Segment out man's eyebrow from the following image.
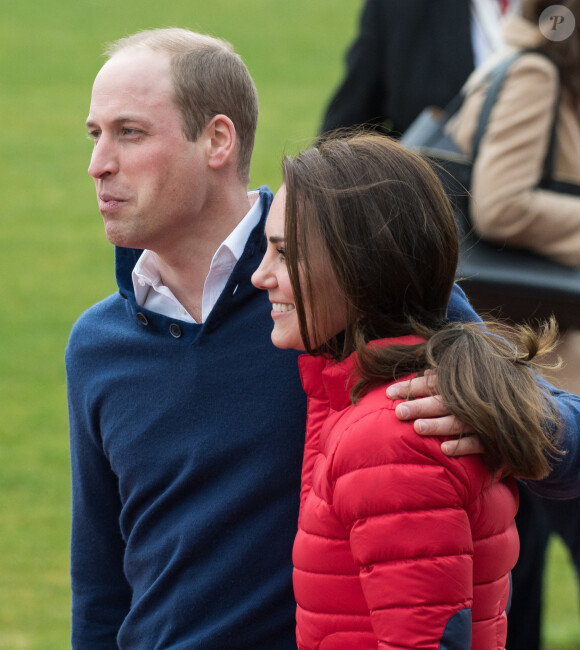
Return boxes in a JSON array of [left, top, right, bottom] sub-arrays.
[[85, 116, 153, 129]]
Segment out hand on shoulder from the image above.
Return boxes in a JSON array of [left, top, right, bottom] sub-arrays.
[[386, 371, 485, 456]]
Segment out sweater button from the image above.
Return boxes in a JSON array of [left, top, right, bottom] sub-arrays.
[[169, 323, 182, 338], [136, 312, 149, 326]]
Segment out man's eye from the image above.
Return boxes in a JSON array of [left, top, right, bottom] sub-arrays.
[[87, 130, 101, 142]]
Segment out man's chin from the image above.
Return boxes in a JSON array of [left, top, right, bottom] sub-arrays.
[[103, 223, 138, 249]]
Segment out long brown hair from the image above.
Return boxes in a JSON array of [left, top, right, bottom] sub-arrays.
[[283, 133, 561, 479]]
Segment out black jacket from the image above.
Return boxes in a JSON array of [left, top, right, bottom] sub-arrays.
[[321, 0, 474, 136]]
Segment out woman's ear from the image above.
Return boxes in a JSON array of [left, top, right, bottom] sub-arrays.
[[205, 114, 237, 171]]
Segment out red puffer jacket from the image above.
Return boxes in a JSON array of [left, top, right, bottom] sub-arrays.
[[294, 336, 519, 650]]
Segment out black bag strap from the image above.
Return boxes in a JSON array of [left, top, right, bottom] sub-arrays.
[[436, 52, 520, 132], [438, 49, 556, 161], [472, 51, 522, 159], [423, 48, 564, 193], [472, 49, 561, 181], [541, 81, 561, 182], [440, 92, 467, 122]]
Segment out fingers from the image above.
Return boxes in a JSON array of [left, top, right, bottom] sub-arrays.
[[387, 369, 482, 457], [408, 411, 482, 456], [386, 371, 438, 400], [411, 413, 473, 437], [394, 396, 474, 437], [394, 395, 448, 421], [441, 435, 485, 457]]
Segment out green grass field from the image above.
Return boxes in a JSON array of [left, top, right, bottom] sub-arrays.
[[1, 0, 579, 647]]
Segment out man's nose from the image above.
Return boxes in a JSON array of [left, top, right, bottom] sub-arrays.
[[88, 136, 119, 179]]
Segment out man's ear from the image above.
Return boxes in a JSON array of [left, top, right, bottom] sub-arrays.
[[205, 114, 236, 170]]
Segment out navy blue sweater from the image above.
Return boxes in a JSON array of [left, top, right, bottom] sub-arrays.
[[67, 186, 580, 648], [67, 188, 307, 648]]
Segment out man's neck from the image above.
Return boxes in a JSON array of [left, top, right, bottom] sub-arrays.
[[152, 188, 252, 322]]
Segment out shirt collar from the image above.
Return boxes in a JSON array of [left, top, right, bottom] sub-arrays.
[[470, 0, 520, 66], [218, 189, 262, 262]]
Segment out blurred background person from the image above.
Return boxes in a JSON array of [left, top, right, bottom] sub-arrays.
[[449, 0, 580, 269], [320, 0, 517, 138], [446, 4, 580, 646]]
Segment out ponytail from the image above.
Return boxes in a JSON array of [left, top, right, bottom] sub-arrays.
[[353, 319, 562, 479]]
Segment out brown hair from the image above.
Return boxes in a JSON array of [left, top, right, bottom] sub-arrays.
[[283, 133, 561, 479], [522, 0, 580, 100], [105, 28, 258, 184]]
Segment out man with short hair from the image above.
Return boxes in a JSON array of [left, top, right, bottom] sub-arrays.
[[67, 27, 580, 649]]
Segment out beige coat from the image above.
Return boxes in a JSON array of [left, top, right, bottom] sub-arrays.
[[449, 16, 580, 266]]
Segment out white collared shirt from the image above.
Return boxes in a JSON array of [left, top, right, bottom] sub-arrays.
[[132, 190, 262, 324], [471, 0, 520, 66]]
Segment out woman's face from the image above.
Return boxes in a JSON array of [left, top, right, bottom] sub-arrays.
[[251, 185, 347, 351]]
